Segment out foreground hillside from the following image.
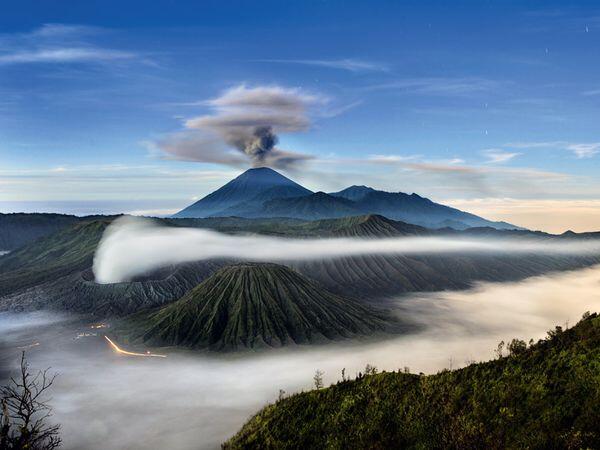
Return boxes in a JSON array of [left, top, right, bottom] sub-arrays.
[[225, 312, 600, 449], [122, 263, 397, 350]]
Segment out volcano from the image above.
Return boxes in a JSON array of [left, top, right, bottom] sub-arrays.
[[173, 167, 312, 218], [127, 263, 394, 350]]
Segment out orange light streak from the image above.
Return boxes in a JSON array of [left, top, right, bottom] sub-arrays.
[[104, 335, 166, 358]]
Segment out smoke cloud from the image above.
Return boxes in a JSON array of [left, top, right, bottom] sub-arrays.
[[159, 85, 319, 170], [93, 216, 600, 284]]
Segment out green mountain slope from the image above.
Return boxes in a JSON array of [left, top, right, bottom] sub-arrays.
[[0, 220, 109, 296], [225, 312, 600, 449], [126, 263, 396, 351], [0, 213, 82, 251]]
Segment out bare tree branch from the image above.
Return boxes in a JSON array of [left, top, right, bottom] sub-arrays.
[[0, 352, 62, 450]]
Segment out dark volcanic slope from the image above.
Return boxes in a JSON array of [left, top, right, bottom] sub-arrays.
[[1, 261, 226, 317], [174, 167, 311, 218], [0, 213, 82, 251], [225, 313, 600, 449], [258, 192, 363, 220], [292, 252, 600, 299], [130, 263, 393, 351], [330, 185, 518, 230]]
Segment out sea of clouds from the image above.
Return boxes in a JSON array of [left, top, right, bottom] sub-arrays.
[[2, 266, 600, 449]]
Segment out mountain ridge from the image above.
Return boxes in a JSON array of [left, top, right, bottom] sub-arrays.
[[173, 168, 521, 230]]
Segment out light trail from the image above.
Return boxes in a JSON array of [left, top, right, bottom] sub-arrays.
[[17, 342, 40, 350], [104, 335, 167, 358]]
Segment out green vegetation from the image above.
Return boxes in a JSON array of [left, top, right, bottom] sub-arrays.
[[0, 220, 109, 296], [225, 312, 600, 449], [124, 263, 396, 351], [0, 212, 82, 251]]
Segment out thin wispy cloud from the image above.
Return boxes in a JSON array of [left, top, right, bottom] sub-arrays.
[[317, 100, 363, 118], [256, 58, 389, 73], [0, 23, 140, 66], [482, 149, 521, 164], [582, 88, 600, 96], [507, 141, 600, 158], [566, 143, 600, 158], [362, 77, 503, 96], [0, 48, 135, 65], [304, 154, 572, 200], [367, 154, 421, 163]]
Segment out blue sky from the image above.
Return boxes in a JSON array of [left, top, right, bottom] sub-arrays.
[[1, 0, 599, 231]]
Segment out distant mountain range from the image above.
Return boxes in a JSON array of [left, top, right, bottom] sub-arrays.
[[173, 167, 519, 230]]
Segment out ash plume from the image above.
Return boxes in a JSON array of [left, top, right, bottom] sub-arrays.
[[159, 85, 320, 170], [242, 126, 277, 165]]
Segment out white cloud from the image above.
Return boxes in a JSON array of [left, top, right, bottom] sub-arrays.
[[582, 88, 600, 96], [482, 148, 521, 164], [94, 216, 600, 283], [566, 143, 600, 159], [362, 77, 503, 96], [255, 58, 389, 72], [506, 141, 600, 158], [0, 48, 134, 65], [0, 23, 139, 66], [367, 154, 420, 163]]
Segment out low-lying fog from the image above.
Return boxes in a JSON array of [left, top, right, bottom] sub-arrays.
[[93, 216, 600, 283], [2, 265, 600, 450]]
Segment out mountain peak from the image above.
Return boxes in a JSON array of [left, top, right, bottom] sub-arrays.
[[330, 185, 377, 201], [233, 167, 297, 186], [173, 167, 311, 218], [132, 262, 392, 350]]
